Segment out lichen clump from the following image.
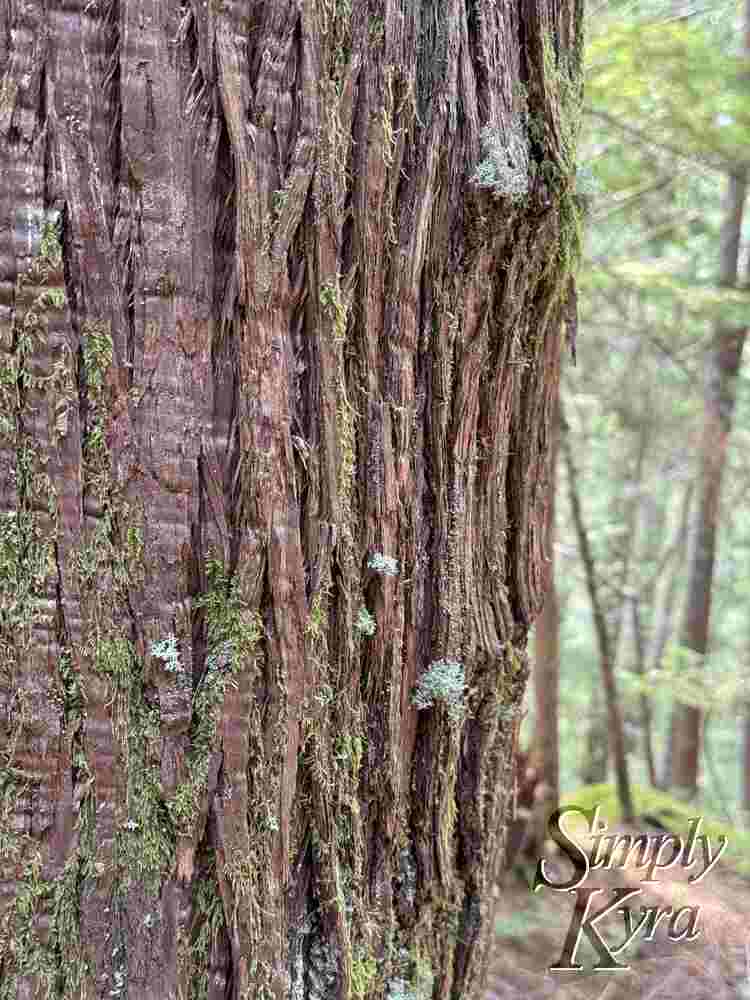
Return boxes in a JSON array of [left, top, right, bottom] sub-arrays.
[[471, 116, 530, 203], [412, 659, 466, 724], [368, 552, 399, 576], [355, 606, 376, 636]]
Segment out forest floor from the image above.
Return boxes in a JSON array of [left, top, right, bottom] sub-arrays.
[[486, 817, 750, 999]]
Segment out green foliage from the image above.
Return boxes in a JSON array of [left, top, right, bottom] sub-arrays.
[[549, 0, 750, 814], [562, 783, 750, 877], [622, 644, 748, 713], [586, 16, 749, 172], [81, 321, 114, 484], [412, 659, 466, 724]]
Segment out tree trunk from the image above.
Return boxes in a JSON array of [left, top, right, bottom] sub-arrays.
[[531, 390, 560, 846], [562, 409, 634, 821], [741, 710, 750, 822], [580, 687, 609, 786], [667, 167, 748, 796], [652, 475, 692, 788], [631, 598, 656, 788], [0, 2, 582, 998]]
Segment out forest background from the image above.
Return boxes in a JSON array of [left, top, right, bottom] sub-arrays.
[[533, 0, 750, 841]]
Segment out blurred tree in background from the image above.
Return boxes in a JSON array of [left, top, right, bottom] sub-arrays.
[[535, 0, 750, 824]]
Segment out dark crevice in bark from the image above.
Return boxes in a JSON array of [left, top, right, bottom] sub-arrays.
[[516, 0, 531, 93], [103, 0, 122, 238], [192, 447, 209, 687], [464, 2, 485, 118], [287, 835, 320, 1000], [227, 394, 244, 577], [202, 823, 233, 998], [122, 220, 138, 388], [212, 112, 238, 330], [451, 889, 482, 998]]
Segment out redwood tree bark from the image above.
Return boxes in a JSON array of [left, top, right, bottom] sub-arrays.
[[532, 390, 559, 836], [0, 1, 582, 997]]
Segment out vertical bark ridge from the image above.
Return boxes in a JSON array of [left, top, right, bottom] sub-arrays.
[[0, 0, 582, 997]]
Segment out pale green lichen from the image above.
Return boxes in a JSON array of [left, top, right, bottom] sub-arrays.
[[368, 552, 399, 577], [150, 634, 189, 686], [412, 659, 466, 724], [471, 117, 530, 203], [354, 606, 376, 637]]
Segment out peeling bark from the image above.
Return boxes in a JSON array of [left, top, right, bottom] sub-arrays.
[[0, 1, 582, 997]]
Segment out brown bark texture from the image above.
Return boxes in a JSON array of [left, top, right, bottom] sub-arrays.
[[0, 1, 582, 997], [531, 390, 559, 819]]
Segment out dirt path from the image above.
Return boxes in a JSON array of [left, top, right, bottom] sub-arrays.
[[486, 821, 750, 999]]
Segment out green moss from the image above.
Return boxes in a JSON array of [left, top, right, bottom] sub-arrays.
[[38, 218, 63, 268], [539, 30, 582, 176], [305, 591, 328, 642], [562, 782, 750, 876], [334, 732, 364, 780], [97, 636, 175, 894], [168, 559, 262, 836], [409, 946, 434, 1000], [189, 852, 227, 1000], [272, 189, 288, 216], [320, 277, 348, 343], [352, 953, 377, 998], [0, 768, 33, 863], [0, 836, 91, 999], [80, 321, 114, 493]]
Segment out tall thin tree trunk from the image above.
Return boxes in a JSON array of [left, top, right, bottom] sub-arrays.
[[532, 390, 560, 848], [632, 598, 656, 788], [580, 687, 609, 785], [0, 2, 583, 998], [741, 711, 750, 822], [653, 477, 693, 788], [562, 407, 634, 821], [667, 167, 748, 795]]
